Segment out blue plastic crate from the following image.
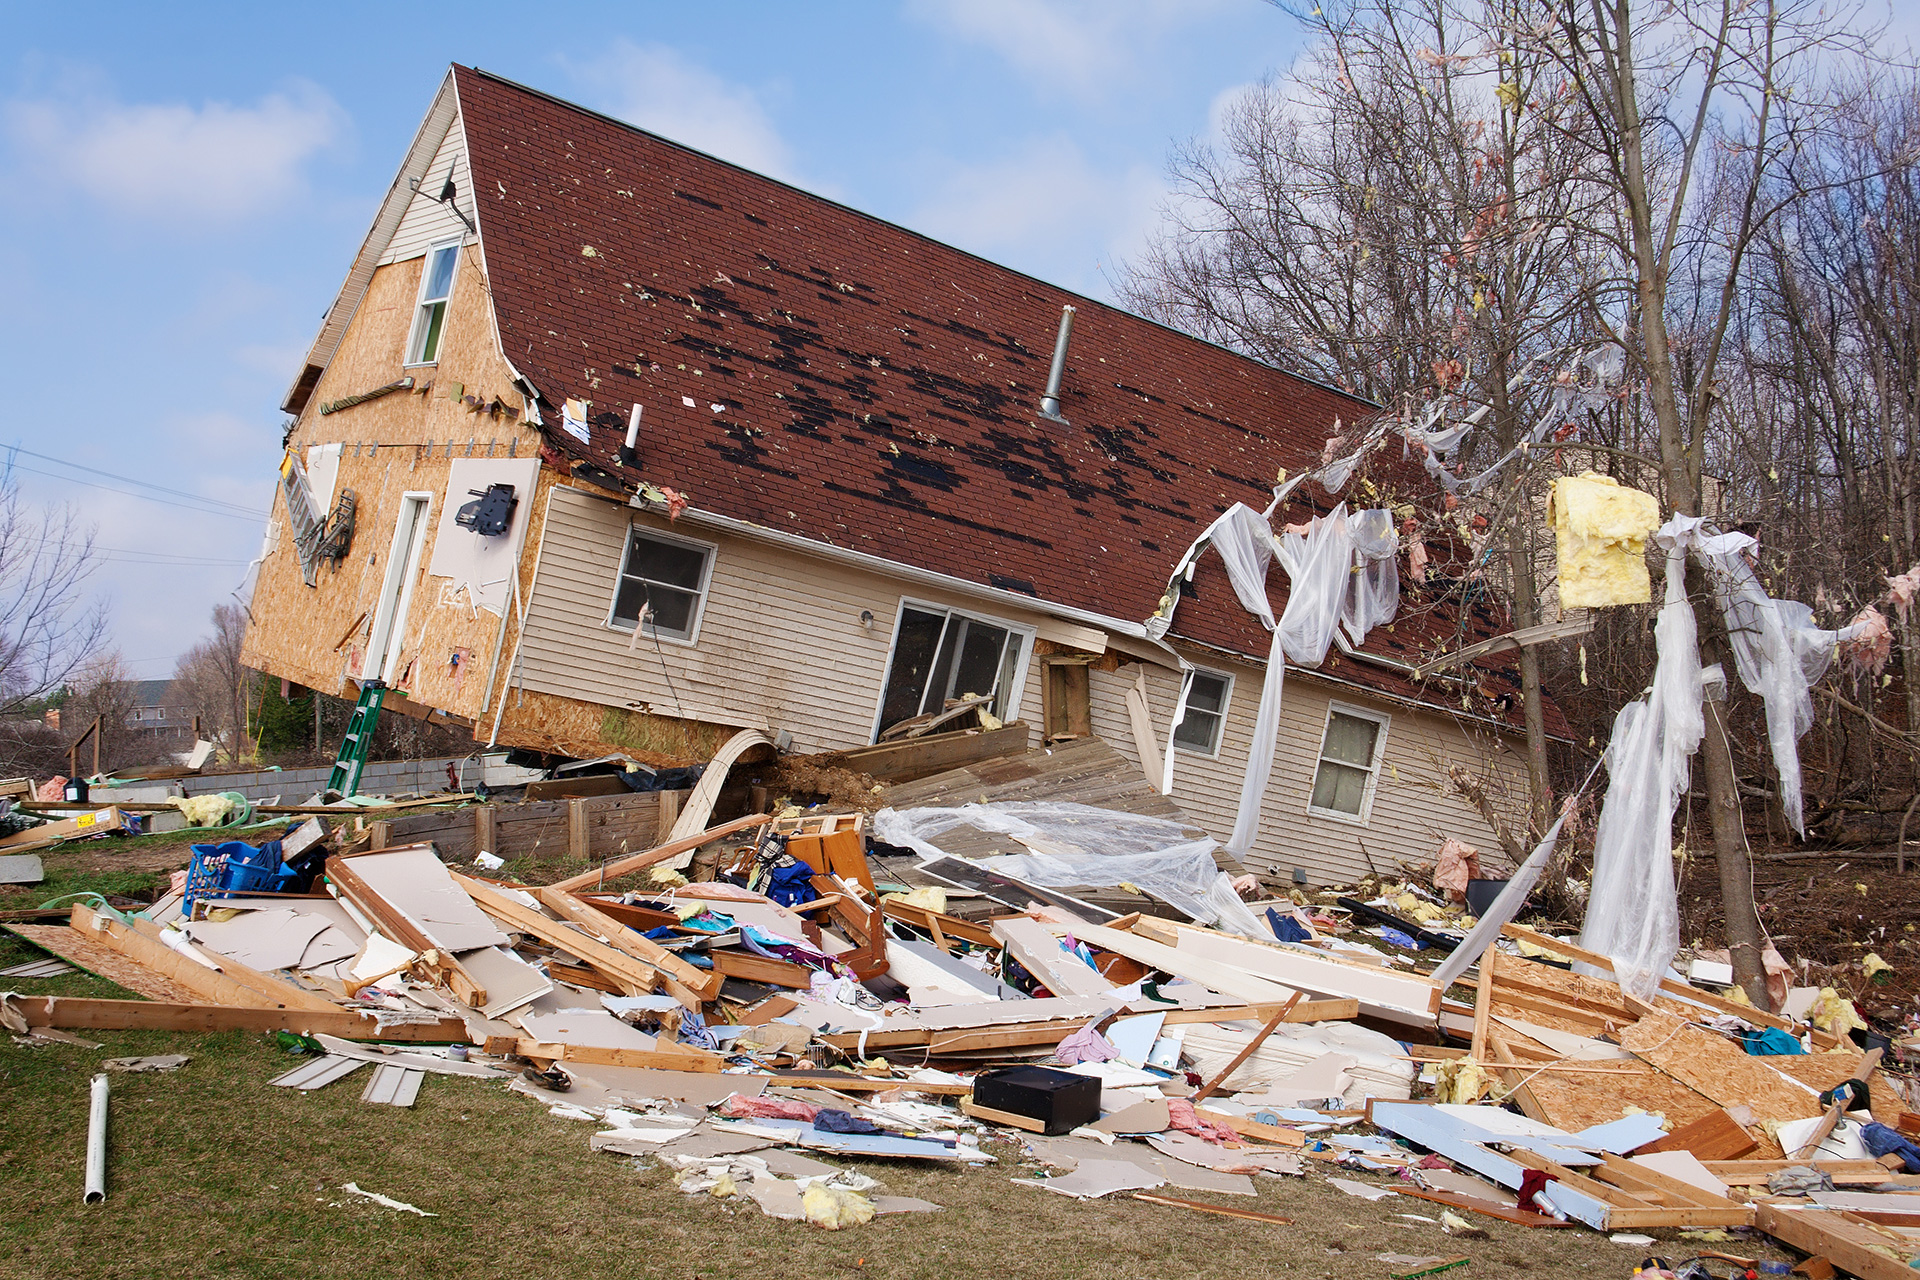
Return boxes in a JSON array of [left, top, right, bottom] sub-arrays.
[[182, 838, 296, 914]]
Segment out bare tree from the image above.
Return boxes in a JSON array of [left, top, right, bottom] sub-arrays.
[[172, 604, 251, 764], [59, 652, 144, 773], [0, 479, 108, 717]]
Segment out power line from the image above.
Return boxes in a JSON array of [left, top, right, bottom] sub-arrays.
[[5, 446, 267, 518], [7, 463, 266, 524]]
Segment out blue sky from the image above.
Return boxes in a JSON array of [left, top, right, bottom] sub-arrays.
[[0, 0, 1301, 685]]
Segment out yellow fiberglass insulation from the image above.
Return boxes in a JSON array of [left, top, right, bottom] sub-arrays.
[[1550, 472, 1662, 608]]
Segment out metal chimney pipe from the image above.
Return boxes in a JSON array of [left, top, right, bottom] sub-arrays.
[[619, 403, 642, 468], [1039, 305, 1076, 421]]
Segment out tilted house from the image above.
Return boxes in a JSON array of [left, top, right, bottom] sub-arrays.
[[244, 66, 1566, 887]]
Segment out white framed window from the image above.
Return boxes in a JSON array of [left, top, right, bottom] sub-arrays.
[[1307, 701, 1390, 824], [608, 524, 716, 644], [404, 241, 460, 366], [1172, 668, 1233, 756], [873, 600, 1034, 740]]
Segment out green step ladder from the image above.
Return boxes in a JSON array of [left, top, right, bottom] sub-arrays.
[[327, 682, 387, 796]]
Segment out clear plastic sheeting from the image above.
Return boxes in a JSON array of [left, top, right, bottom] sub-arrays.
[[869, 802, 1270, 939], [1701, 535, 1871, 836], [1341, 508, 1400, 644], [1577, 517, 1707, 1000]]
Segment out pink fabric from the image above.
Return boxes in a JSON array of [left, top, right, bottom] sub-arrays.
[[1841, 605, 1892, 676], [1433, 839, 1482, 904], [1054, 1024, 1118, 1066], [716, 1094, 819, 1121], [1165, 1098, 1238, 1145]]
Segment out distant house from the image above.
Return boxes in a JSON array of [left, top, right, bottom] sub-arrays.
[[241, 65, 1567, 887], [125, 679, 196, 745]]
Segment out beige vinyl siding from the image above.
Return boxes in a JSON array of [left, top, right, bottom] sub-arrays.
[[1075, 654, 1528, 888], [518, 487, 1098, 755], [380, 114, 474, 265]]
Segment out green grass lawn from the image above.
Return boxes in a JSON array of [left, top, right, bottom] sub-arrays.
[[0, 854, 1774, 1280]]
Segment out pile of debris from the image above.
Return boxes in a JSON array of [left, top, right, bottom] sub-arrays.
[[6, 789, 1920, 1274]]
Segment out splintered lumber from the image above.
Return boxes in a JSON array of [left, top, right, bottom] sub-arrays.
[[1131, 1191, 1294, 1226], [455, 874, 676, 1002], [1619, 1003, 1824, 1130], [880, 899, 997, 948], [1706, 1159, 1920, 1187], [484, 1035, 723, 1073], [708, 949, 813, 988], [1192, 1106, 1306, 1147], [1642, 1108, 1761, 1161], [1192, 994, 1303, 1103], [548, 813, 769, 893], [959, 1098, 1046, 1132], [1502, 922, 1838, 1049], [325, 854, 488, 1008], [7, 995, 470, 1042], [1502, 1147, 1755, 1229], [993, 915, 1115, 998], [1794, 1049, 1885, 1160], [68, 905, 335, 1013], [1394, 1186, 1579, 1228], [1039, 922, 1302, 1006], [1753, 1205, 1920, 1280]]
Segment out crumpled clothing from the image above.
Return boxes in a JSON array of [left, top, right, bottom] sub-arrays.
[[1379, 927, 1423, 951], [1737, 1027, 1804, 1056], [1517, 1168, 1558, 1209], [813, 1109, 885, 1135], [1165, 1098, 1238, 1145], [1862, 1122, 1920, 1174], [678, 1008, 719, 1051], [1432, 839, 1481, 903], [1054, 1023, 1118, 1066], [1767, 1165, 1835, 1196], [717, 1094, 819, 1121], [1267, 909, 1313, 944]]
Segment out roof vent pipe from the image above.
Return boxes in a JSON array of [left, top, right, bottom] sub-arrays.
[[619, 403, 642, 469], [1038, 304, 1076, 422]]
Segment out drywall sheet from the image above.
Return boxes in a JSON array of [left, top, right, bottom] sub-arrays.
[[518, 1008, 661, 1051], [348, 849, 508, 952], [182, 909, 354, 972], [458, 944, 551, 1018], [425, 457, 540, 615]]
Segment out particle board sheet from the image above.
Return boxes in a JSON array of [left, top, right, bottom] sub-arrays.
[[1495, 1059, 1723, 1137], [1770, 1052, 1906, 1127], [5, 925, 205, 1003], [1619, 1007, 1823, 1129], [343, 847, 509, 952]]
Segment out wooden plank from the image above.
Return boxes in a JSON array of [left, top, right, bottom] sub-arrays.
[[67, 905, 316, 1012], [655, 788, 680, 843], [1152, 922, 1441, 1023], [1392, 1186, 1580, 1228], [959, 1098, 1046, 1132], [473, 803, 495, 857], [826, 721, 1031, 783], [1192, 1106, 1307, 1147], [1643, 1108, 1761, 1161], [567, 797, 590, 861], [453, 873, 663, 999], [1795, 1050, 1885, 1160], [708, 948, 813, 988], [880, 900, 997, 948], [1707, 1160, 1918, 1187], [1754, 1204, 1920, 1280], [325, 854, 487, 1008], [1472, 943, 1496, 1062], [1502, 922, 1837, 1048], [122, 915, 346, 1012], [1043, 921, 1304, 1006], [1411, 614, 1596, 677], [1597, 1153, 1738, 1209], [1159, 999, 1358, 1025], [9, 995, 470, 1042], [487, 1036, 724, 1073], [1192, 994, 1302, 1103], [531, 885, 721, 1003], [1130, 1191, 1293, 1226], [546, 813, 769, 893]]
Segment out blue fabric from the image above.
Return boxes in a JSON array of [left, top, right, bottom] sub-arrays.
[[1739, 1027, 1806, 1055], [813, 1109, 885, 1134], [1379, 927, 1423, 950], [1267, 909, 1312, 944], [764, 859, 816, 909], [1862, 1122, 1920, 1173]]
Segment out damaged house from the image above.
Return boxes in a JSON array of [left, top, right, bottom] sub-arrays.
[[243, 65, 1565, 888]]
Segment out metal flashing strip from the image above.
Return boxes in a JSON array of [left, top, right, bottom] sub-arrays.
[[270, 1055, 368, 1091]]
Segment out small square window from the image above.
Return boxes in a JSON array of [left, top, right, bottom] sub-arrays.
[[1308, 703, 1389, 822], [1173, 669, 1232, 755], [404, 242, 460, 365], [610, 526, 715, 642]]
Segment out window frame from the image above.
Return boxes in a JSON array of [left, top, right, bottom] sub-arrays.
[[403, 239, 462, 367], [1171, 667, 1234, 757], [604, 522, 718, 646], [868, 597, 1035, 742], [1306, 700, 1391, 825]]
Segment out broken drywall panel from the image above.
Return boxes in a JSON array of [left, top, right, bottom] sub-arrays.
[[518, 1008, 663, 1051], [424, 457, 540, 615], [346, 849, 509, 952], [457, 943, 551, 1018], [182, 909, 336, 972]]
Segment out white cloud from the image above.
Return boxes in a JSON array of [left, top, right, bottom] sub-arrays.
[[559, 40, 797, 181], [905, 0, 1239, 101], [3, 80, 343, 220], [907, 136, 1168, 296]]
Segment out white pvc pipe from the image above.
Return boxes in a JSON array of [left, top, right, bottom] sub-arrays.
[[84, 1072, 108, 1204]]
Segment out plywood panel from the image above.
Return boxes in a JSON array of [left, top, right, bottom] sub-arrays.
[[1620, 1007, 1824, 1128]]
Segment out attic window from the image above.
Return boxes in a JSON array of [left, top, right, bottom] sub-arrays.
[[405, 241, 459, 366]]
